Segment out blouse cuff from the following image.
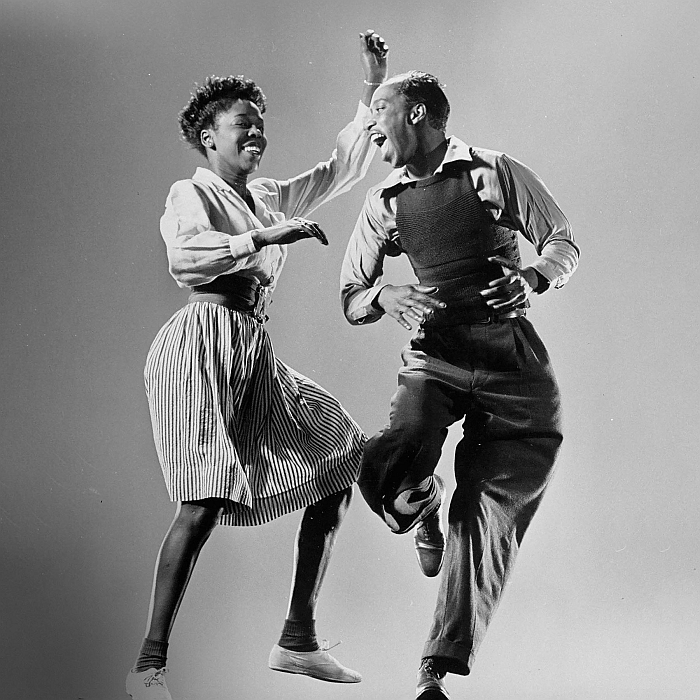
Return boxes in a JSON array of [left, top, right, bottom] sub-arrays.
[[229, 231, 258, 259]]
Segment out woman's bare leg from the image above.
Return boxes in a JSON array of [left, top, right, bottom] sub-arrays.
[[134, 498, 224, 670], [285, 486, 353, 624]]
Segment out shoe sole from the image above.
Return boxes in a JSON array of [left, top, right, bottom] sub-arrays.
[[389, 475, 445, 535], [269, 665, 360, 683], [416, 689, 450, 700]]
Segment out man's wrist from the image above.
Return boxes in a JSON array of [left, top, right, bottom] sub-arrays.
[[523, 267, 549, 294], [372, 284, 390, 311]]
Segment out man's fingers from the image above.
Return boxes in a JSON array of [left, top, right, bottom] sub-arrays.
[[488, 255, 519, 277], [488, 290, 526, 309], [389, 309, 413, 330], [481, 280, 520, 297], [403, 307, 426, 322], [488, 255, 516, 269]]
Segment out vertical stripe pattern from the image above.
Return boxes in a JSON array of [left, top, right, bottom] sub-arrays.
[[144, 302, 365, 526]]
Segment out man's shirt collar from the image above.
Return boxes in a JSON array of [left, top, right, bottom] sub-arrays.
[[377, 136, 473, 192]]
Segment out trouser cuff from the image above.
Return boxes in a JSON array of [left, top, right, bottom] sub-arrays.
[[423, 639, 473, 676]]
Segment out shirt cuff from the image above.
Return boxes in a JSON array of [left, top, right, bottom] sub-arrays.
[[347, 284, 387, 324], [229, 231, 258, 259], [529, 259, 564, 290]]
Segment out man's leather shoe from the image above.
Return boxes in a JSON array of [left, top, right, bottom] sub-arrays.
[[416, 657, 449, 699], [384, 474, 443, 535], [414, 475, 445, 576]]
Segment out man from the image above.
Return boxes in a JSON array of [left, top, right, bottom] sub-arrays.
[[340, 71, 579, 698]]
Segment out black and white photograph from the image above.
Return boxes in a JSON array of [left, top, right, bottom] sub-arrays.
[[1, 1, 698, 698]]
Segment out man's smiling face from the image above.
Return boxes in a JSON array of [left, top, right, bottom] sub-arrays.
[[366, 82, 420, 168]]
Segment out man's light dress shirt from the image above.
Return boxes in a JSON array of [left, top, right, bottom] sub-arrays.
[[160, 103, 374, 297], [341, 136, 580, 325]]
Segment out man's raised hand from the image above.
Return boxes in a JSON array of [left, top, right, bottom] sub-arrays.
[[360, 29, 389, 84]]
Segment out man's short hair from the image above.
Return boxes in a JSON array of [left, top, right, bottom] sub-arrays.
[[178, 75, 267, 156], [389, 71, 450, 132]]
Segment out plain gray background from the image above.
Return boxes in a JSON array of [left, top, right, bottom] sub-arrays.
[[1, 0, 698, 698]]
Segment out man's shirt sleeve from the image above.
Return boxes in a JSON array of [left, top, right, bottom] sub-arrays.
[[340, 188, 398, 325], [495, 154, 579, 289]]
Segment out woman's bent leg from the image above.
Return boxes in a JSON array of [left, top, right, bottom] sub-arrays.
[[268, 486, 362, 683], [286, 486, 353, 626]]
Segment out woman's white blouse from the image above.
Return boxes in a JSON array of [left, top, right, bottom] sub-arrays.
[[159, 102, 373, 294]]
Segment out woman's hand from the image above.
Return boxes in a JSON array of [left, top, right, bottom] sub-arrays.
[[360, 29, 389, 86], [252, 218, 328, 249]]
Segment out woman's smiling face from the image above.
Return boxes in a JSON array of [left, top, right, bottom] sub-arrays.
[[202, 99, 267, 176]]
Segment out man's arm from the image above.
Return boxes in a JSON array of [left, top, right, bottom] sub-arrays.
[[341, 191, 445, 329], [253, 31, 389, 222], [480, 153, 579, 312], [497, 153, 579, 287], [360, 29, 389, 107]]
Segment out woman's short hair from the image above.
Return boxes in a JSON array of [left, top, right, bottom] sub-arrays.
[[178, 75, 267, 156], [389, 71, 450, 132]]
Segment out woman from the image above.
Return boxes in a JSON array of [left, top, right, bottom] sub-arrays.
[[126, 30, 389, 700]]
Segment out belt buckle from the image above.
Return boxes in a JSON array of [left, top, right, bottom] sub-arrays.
[[473, 315, 492, 325], [493, 307, 526, 323], [253, 285, 268, 322]]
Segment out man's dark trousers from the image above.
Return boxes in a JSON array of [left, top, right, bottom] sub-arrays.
[[358, 315, 562, 675]]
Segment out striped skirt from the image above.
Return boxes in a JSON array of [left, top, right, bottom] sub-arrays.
[[144, 302, 365, 526]]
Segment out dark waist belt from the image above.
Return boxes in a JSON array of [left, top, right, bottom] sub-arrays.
[[188, 274, 269, 321], [424, 304, 526, 327]]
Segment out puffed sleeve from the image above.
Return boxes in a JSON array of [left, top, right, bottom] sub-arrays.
[[160, 180, 259, 288]]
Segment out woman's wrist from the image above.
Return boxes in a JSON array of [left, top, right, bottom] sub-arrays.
[[250, 229, 266, 251]]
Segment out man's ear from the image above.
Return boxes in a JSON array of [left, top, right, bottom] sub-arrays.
[[200, 129, 215, 150], [408, 103, 427, 126]]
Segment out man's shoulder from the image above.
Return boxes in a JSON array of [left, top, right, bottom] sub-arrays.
[[465, 145, 507, 168]]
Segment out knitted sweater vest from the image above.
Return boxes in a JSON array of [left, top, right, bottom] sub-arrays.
[[394, 163, 522, 325]]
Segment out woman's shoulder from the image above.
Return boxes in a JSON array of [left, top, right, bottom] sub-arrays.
[[163, 176, 214, 216]]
